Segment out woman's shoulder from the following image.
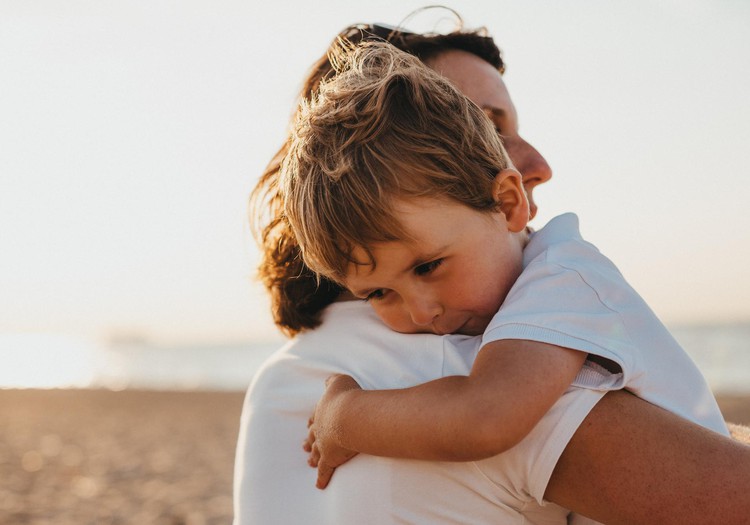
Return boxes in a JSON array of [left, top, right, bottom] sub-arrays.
[[283, 302, 460, 389]]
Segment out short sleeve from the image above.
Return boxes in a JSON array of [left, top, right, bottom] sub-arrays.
[[482, 258, 637, 384], [473, 385, 606, 507]]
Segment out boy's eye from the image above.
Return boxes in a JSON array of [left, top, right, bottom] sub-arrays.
[[364, 289, 385, 302], [414, 258, 443, 276]]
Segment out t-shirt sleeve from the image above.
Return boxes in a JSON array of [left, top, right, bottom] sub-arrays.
[[481, 258, 635, 390], [473, 385, 606, 508], [521, 385, 606, 505]]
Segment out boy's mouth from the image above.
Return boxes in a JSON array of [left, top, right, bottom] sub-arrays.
[[451, 316, 491, 336], [432, 317, 473, 337]]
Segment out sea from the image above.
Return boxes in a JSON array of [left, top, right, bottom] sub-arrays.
[[1, 323, 749, 393]]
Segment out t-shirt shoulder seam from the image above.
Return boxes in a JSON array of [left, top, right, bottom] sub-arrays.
[[542, 259, 638, 351]]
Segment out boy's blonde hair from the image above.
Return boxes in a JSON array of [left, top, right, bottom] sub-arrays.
[[282, 41, 511, 282]]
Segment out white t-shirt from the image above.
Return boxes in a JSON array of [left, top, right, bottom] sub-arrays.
[[234, 300, 605, 524], [483, 213, 728, 435]]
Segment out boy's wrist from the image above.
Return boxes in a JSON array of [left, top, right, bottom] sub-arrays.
[[334, 387, 367, 446], [320, 374, 364, 448]]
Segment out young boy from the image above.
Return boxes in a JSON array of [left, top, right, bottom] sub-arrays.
[[281, 41, 729, 489]]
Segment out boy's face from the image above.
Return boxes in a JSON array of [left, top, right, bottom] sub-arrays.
[[344, 194, 527, 336]]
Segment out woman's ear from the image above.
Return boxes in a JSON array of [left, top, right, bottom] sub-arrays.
[[492, 169, 530, 233]]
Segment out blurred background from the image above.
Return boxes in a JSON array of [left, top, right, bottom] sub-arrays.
[[2, 0, 750, 390], [1, 1, 749, 523]]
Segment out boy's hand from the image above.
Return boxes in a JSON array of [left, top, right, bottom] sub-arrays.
[[303, 373, 361, 489]]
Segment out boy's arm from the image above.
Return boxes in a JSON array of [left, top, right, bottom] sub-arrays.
[[307, 339, 586, 487]]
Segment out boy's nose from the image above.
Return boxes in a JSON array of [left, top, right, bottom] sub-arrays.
[[406, 297, 442, 329]]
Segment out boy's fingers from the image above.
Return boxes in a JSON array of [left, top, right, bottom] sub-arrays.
[[303, 420, 316, 451], [316, 463, 335, 489], [308, 443, 320, 467], [306, 426, 316, 445]]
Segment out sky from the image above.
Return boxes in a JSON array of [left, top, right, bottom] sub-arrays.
[[1, 0, 749, 345]]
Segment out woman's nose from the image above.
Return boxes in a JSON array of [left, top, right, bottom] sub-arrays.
[[507, 135, 552, 219], [516, 137, 552, 189]]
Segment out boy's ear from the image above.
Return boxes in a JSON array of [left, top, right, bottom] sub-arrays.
[[492, 169, 530, 233]]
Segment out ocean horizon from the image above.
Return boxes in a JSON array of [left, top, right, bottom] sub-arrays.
[[1, 322, 748, 393]]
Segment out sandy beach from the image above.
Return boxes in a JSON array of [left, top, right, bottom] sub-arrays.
[[1, 389, 748, 525], [0, 390, 243, 525]]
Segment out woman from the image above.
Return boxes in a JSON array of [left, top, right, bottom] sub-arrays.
[[235, 20, 750, 525]]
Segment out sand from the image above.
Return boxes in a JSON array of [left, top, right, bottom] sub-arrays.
[[0, 390, 243, 525], [1, 389, 749, 525]]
